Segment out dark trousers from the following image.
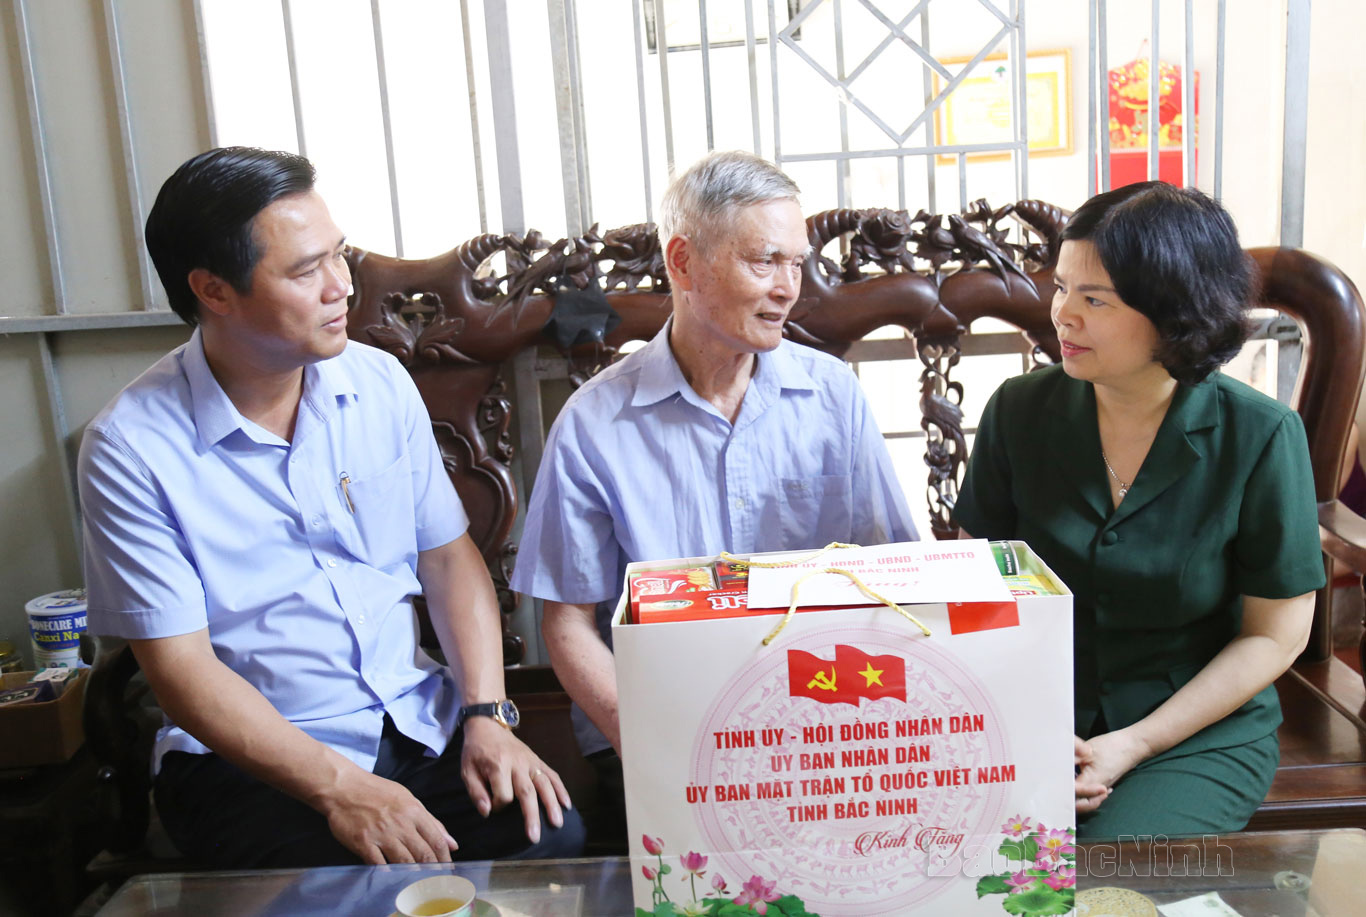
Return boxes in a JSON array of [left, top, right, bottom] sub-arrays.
[[585, 748, 628, 854], [1077, 732, 1279, 840], [154, 716, 586, 868]]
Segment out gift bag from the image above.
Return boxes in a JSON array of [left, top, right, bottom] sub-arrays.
[[613, 540, 1076, 917]]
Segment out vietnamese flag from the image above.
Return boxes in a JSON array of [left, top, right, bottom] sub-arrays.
[[835, 644, 907, 703], [788, 646, 907, 707], [787, 649, 861, 707], [946, 600, 1019, 635]]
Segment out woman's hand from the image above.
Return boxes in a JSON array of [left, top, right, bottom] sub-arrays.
[[1074, 731, 1151, 814], [1074, 735, 1110, 813]]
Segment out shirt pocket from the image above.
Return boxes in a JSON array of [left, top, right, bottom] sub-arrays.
[[336, 453, 416, 568], [778, 474, 854, 549]]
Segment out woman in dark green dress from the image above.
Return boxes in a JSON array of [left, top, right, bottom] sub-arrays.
[[955, 182, 1324, 839]]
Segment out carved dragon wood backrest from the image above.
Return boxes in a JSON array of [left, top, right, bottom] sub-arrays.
[[342, 205, 1366, 664]]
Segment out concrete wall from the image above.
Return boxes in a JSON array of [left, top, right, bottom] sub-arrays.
[[0, 0, 205, 664], [0, 0, 1361, 662]]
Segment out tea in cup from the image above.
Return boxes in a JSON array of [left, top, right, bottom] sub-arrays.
[[394, 875, 476, 917]]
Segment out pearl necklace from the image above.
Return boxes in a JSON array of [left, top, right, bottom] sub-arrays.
[[1101, 449, 1130, 498]]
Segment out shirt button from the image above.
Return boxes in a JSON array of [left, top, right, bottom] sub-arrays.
[[357, 615, 365, 625], [327, 559, 337, 568], [733, 497, 745, 509], [1102, 531, 1119, 546], [311, 516, 321, 527]]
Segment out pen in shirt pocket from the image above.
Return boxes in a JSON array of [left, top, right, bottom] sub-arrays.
[[339, 472, 355, 513]]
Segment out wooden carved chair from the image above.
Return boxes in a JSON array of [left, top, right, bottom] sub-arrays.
[[538, 202, 1366, 829], [83, 199, 1366, 877], [787, 214, 1366, 829]]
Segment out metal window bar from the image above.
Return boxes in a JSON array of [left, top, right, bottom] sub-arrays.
[[564, 0, 592, 232], [102, 0, 158, 310], [280, 0, 307, 157], [768, 0, 781, 164], [549, 0, 586, 236], [370, 0, 404, 257], [974, 0, 1014, 28], [781, 141, 1023, 163], [1087, 0, 1096, 197], [699, 0, 714, 151], [744, 0, 761, 155], [485, 0, 524, 236], [460, 0, 489, 233], [1013, 0, 1028, 200], [897, 156, 906, 212], [1214, 0, 1225, 200], [1148, 0, 1158, 181], [1098, 0, 1110, 192], [37, 332, 82, 566], [1182, 0, 1194, 187], [901, 25, 1013, 143], [631, 0, 654, 222], [653, 0, 675, 174], [958, 151, 967, 212], [833, 3, 964, 145], [920, 5, 935, 213], [846, 3, 930, 87], [834, 0, 849, 209], [191, 0, 218, 148], [779, 16, 1010, 148], [1281, 0, 1310, 248], [13, 0, 66, 312]]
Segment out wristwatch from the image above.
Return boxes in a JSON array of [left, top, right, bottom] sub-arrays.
[[457, 698, 521, 731]]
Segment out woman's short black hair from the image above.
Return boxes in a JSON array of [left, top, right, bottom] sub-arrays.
[[144, 147, 316, 326], [1061, 181, 1254, 384]]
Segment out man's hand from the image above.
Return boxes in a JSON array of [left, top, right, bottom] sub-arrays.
[[459, 717, 571, 844], [1074, 730, 1151, 814], [316, 769, 458, 864]]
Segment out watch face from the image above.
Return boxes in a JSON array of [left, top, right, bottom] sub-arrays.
[[497, 699, 520, 728]]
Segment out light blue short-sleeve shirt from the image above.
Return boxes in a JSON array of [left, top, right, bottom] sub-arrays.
[[78, 329, 468, 773], [511, 323, 917, 752]]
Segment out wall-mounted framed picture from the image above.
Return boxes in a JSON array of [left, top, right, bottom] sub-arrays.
[[933, 49, 1072, 163]]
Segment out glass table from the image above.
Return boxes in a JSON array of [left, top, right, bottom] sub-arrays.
[[95, 828, 1365, 916]]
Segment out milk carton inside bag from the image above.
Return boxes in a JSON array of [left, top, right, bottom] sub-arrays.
[[613, 540, 1076, 917]]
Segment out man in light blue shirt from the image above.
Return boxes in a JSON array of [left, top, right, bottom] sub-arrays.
[[79, 148, 582, 868], [511, 152, 917, 807]]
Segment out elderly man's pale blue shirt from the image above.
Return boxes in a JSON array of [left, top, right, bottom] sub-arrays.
[[78, 329, 467, 773], [511, 322, 917, 751]]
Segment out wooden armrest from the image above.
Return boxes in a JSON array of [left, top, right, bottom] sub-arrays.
[[1319, 499, 1366, 574], [82, 637, 154, 854]]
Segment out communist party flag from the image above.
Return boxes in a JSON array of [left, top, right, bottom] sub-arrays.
[[787, 645, 907, 707]]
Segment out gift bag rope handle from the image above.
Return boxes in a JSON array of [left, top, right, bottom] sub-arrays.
[[719, 542, 932, 645]]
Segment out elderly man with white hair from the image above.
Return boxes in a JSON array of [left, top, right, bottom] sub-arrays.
[[510, 150, 917, 835]]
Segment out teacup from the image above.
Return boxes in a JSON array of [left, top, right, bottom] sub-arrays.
[[394, 875, 477, 917]]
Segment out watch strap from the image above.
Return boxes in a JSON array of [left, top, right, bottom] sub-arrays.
[[458, 700, 516, 730]]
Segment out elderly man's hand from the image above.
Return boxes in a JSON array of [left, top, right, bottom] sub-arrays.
[[459, 717, 572, 844]]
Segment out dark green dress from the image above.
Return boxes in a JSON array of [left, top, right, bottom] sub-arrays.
[[955, 365, 1325, 838]]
